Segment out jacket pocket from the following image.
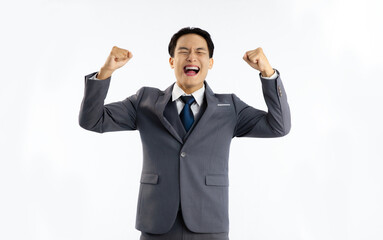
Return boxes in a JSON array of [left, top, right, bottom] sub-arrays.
[[140, 173, 159, 184], [205, 174, 229, 186]]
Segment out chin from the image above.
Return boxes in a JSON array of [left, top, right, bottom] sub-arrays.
[[183, 78, 203, 86], [176, 78, 202, 91]]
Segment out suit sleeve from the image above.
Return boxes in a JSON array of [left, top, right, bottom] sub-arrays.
[[233, 69, 291, 138], [78, 72, 144, 133]]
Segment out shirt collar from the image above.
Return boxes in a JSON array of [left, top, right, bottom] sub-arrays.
[[172, 82, 205, 106]]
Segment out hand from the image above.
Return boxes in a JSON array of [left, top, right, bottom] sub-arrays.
[[97, 46, 133, 80], [243, 47, 274, 77]]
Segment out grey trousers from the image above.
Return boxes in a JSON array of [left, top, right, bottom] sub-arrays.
[[140, 209, 229, 240]]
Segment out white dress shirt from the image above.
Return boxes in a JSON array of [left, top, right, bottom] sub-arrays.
[[171, 83, 205, 117], [89, 70, 278, 116]]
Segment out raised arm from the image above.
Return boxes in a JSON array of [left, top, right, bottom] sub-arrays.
[[234, 48, 291, 138], [78, 46, 142, 133]]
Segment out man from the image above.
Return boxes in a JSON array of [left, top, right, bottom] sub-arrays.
[[79, 27, 291, 240]]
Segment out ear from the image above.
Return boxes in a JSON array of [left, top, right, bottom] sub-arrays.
[[169, 57, 174, 69], [208, 58, 214, 69]]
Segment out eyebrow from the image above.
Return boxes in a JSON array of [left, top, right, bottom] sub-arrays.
[[177, 47, 207, 51]]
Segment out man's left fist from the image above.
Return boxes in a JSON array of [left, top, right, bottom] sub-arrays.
[[243, 48, 275, 77]]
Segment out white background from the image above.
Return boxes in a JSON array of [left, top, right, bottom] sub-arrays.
[[1, 0, 382, 239]]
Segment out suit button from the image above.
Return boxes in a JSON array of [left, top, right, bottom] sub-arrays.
[[180, 152, 186, 158]]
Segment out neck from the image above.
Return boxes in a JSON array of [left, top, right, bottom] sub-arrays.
[[176, 81, 204, 94]]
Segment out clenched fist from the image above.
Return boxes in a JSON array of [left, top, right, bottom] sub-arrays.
[[97, 46, 133, 80], [243, 48, 275, 77]]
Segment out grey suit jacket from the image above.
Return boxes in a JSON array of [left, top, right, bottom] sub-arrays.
[[79, 69, 291, 234]]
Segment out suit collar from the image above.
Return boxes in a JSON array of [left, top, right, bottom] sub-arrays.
[[155, 81, 218, 144], [180, 81, 219, 142], [171, 83, 205, 107]]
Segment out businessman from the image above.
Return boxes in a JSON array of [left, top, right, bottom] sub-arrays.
[[79, 27, 291, 240]]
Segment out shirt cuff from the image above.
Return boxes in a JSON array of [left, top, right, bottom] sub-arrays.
[[260, 68, 278, 80], [88, 72, 101, 80]]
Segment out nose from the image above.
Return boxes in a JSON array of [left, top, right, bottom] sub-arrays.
[[186, 52, 197, 62]]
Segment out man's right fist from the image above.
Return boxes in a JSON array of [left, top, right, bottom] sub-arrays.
[[97, 46, 133, 80]]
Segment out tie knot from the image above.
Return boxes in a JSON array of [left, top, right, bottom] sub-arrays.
[[180, 95, 195, 105]]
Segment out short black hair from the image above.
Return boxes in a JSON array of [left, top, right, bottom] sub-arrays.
[[168, 27, 214, 58]]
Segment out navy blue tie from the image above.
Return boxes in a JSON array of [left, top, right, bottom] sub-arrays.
[[180, 96, 196, 132]]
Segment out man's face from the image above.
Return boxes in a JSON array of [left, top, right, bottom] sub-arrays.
[[169, 33, 214, 94]]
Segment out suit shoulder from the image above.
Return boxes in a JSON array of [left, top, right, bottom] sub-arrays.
[[139, 86, 161, 92], [136, 86, 163, 96]]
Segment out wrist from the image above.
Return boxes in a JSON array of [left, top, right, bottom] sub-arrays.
[[97, 67, 114, 80], [261, 68, 275, 78]]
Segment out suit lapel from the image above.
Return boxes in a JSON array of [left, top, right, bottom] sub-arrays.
[[184, 81, 218, 140], [164, 100, 187, 139], [155, 81, 218, 144], [155, 84, 184, 144], [183, 97, 206, 141]]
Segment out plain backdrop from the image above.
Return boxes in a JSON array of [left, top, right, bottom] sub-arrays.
[[1, 0, 382, 239]]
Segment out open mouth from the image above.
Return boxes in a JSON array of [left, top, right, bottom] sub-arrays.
[[183, 65, 200, 76]]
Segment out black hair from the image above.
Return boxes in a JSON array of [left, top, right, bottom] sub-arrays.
[[168, 27, 214, 58]]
